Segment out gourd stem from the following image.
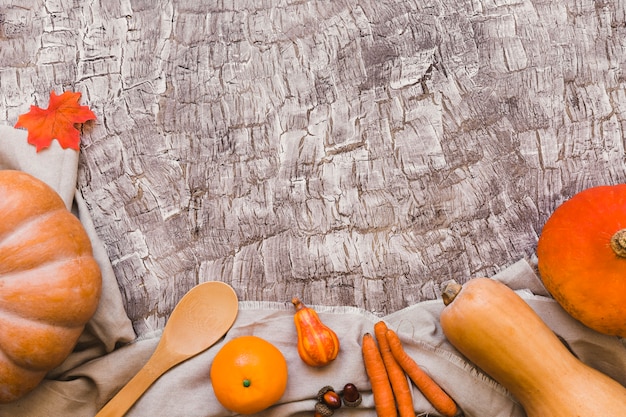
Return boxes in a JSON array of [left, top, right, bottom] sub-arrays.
[[610, 229, 626, 258], [292, 297, 305, 311], [442, 281, 463, 306]]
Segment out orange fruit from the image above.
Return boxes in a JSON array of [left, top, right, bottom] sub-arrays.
[[210, 335, 288, 414]]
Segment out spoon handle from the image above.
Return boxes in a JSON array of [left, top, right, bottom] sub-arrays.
[[95, 353, 181, 417]]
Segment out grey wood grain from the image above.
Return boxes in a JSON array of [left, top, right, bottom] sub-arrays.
[[1, 0, 625, 336]]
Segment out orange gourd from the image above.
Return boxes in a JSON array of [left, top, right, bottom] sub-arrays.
[[0, 170, 102, 403], [291, 297, 340, 367], [440, 277, 626, 416], [537, 184, 626, 337]]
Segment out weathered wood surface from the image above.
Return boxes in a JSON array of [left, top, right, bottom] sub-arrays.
[[1, 0, 625, 336]]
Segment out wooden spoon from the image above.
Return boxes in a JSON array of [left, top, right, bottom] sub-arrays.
[[95, 281, 239, 417]]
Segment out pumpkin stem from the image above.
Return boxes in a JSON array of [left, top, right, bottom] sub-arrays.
[[610, 229, 626, 258], [442, 281, 463, 306]]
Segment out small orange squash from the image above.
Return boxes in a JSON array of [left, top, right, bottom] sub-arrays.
[[537, 184, 626, 337], [440, 277, 626, 416], [291, 297, 340, 367], [0, 170, 102, 402]]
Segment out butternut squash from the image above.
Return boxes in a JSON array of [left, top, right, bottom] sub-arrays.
[[440, 277, 626, 416]]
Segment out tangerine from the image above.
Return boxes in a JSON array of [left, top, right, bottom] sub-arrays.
[[210, 335, 288, 414]]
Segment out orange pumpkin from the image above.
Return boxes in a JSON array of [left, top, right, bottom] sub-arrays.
[[537, 184, 626, 337], [0, 170, 102, 402]]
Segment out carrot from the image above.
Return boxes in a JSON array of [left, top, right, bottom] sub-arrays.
[[386, 328, 458, 417], [361, 332, 398, 417], [374, 321, 416, 417]]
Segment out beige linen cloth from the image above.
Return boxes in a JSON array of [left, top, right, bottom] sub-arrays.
[[1, 124, 626, 417]]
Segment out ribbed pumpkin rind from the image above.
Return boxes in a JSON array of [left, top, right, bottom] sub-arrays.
[[0, 170, 102, 403]]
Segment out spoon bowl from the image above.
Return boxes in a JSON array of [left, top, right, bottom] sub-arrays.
[[95, 281, 239, 417]]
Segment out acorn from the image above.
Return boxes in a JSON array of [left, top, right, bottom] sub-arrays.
[[341, 383, 362, 407], [315, 385, 342, 415], [322, 390, 342, 409]]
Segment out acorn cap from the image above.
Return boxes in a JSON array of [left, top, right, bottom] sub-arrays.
[[315, 401, 335, 416]]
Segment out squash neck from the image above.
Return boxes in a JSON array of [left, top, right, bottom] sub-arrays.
[[610, 229, 626, 258]]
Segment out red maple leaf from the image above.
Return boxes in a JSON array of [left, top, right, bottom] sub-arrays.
[[14, 91, 96, 152]]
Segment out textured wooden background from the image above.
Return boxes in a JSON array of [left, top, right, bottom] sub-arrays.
[[1, 0, 625, 337]]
